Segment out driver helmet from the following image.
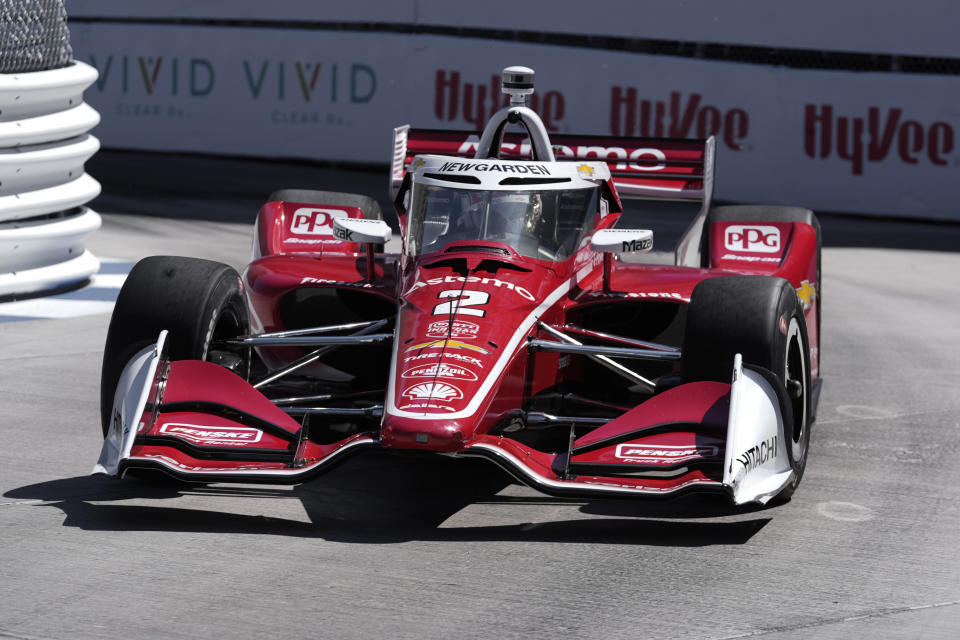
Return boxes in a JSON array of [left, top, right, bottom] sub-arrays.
[[492, 192, 542, 234]]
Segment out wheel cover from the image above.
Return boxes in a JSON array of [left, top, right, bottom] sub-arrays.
[[784, 317, 808, 463]]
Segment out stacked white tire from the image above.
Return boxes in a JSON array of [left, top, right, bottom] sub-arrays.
[[0, 60, 101, 297]]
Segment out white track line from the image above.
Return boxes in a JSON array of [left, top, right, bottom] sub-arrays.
[[0, 257, 133, 322]]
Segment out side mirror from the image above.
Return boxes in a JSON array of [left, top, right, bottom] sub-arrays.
[[591, 228, 654, 254], [333, 218, 392, 244]]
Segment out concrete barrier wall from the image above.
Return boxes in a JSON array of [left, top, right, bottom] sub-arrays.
[[66, 3, 960, 220]]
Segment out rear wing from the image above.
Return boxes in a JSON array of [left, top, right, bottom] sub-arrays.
[[390, 126, 715, 205], [390, 126, 715, 267]]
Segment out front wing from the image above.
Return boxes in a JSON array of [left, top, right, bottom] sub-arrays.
[[95, 336, 795, 506]]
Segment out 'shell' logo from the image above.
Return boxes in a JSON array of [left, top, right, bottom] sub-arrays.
[[290, 208, 348, 235], [402, 382, 463, 401], [723, 225, 781, 253]]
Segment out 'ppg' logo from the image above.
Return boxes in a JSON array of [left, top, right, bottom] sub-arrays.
[[724, 225, 781, 253], [290, 208, 348, 235]]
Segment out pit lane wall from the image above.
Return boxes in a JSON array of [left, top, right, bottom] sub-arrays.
[[66, 2, 960, 221]]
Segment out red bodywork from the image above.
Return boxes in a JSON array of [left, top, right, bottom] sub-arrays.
[[119, 130, 820, 500]]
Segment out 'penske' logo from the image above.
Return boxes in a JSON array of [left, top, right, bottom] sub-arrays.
[[159, 423, 264, 447], [405, 339, 489, 354], [615, 443, 719, 464]]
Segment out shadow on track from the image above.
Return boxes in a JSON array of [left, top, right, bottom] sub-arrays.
[[4, 456, 770, 546]]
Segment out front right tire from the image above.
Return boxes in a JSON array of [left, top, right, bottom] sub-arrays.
[[681, 275, 811, 500]]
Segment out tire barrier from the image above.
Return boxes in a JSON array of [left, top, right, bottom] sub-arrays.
[[0, 60, 102, 298]]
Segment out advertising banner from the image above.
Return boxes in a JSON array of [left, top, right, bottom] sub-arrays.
[[66, 0, 960, 58], [69, 22, 960, 220]]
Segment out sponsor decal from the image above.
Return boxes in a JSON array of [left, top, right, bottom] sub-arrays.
[[621, 238, 652, 252], [402, 363, 478, 381], [284, 237, 327, 245], [111, 408, 123, 436], [404, 351, 483, 367], [290, 207, 348, 235], [436, 161, 551, 175], [796, 280, 816, 311], [720, 253, 781, 264], [407, 275, 534, 301], [159, 423, 263, 447], [425, 319, 480, 339], [615, 443, 719, 464], [402, 382, 463, 402], [576, 163, 596, 177], [299, 277, 372, 287], [333, 226, 353, 241], [805, 104, 955, 175], [610, 88, 749, 151], [736, 435, 778, 472], [406, 339, 489, 355], [556, 144, 667, 172], [398, 403, 455, 412], [779, 315, 788, 335], [625, 291, 684, 300], [724, 225, 781, 253]]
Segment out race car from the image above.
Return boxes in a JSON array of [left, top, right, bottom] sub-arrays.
[[95, 66, 821, 506]]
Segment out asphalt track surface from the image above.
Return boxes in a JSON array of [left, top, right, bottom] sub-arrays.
[[2, 153, 960, 639]]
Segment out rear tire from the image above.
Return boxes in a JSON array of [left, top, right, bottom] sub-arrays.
[[99, 256, 249, 437], [702, 205, 821, 374], [682, 275, 811, 500]]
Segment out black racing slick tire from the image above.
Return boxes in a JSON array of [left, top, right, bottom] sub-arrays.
[[702, 204, 822, 369], [99, 256, 249, 437], [681, 275, 811, 500], [268, 189, 383, 220]]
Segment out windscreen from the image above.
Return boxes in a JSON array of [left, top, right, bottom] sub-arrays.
[[406, 185, 599, 261]]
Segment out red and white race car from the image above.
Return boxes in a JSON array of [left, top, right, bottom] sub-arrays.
[[96, 67, 820, 506]]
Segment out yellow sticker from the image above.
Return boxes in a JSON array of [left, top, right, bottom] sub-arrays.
[[796, 280, 816, 310], [406, 339, 490, 354]]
